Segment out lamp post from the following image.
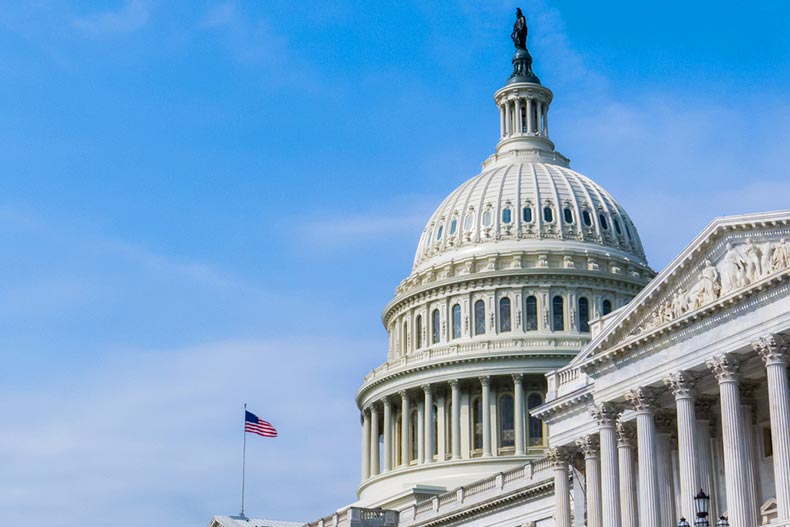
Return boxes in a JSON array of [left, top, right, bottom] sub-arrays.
[[715, 517, 729, 527], [693, 490, 711, 527], [677, 518, 690, 527]]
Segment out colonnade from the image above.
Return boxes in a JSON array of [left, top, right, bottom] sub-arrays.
[[498, 95, 548, 138], [360, 374, 545, 482], [549, 333, 790, 527]]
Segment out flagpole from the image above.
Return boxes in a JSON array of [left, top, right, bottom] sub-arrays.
[[240, 402, 247, 519]]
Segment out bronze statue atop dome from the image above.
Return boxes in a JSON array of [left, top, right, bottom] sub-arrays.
[[511, 7, 527, 49], [507, 8, 540, 85]]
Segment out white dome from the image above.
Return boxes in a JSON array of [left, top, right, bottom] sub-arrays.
[[413, 160, 647, 272]]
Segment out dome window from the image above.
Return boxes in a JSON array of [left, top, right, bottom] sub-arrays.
[[578, 297, 590, 333], [499, 297, 511, 332], [452, 304, 462, 339], [522, 206, 533, 223], [464, 213, 474, 231], [431, 309, 441, 344], [482, 210, 493, 227], [502, 207, 512, 224], [599, 213, 609, 230], [436, 225, 444, 240], [552, 295, 564, 331], [582, 210, 592, 227], [624, 222, 632, 239], [525, 295, 538, 331], [449, 218, 458, 235], [474, 300, 486, 335], [613, 218, 622, 235], [543, 207, 554, 223], [563, 207, 574, 224], [602, 299, 613, 315]]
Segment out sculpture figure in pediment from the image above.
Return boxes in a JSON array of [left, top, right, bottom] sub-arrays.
[[721, 242, 747, 294], [670, 287, 689, 318], [697, 259, 721, 306], [770, 238, 789, 272], [743, 238, 763, 283]]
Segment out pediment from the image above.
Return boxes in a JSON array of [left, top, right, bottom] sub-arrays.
[[568, 210, 790, 370]]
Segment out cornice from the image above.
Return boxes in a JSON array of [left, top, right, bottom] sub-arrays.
[[529, 385, 593, 420]]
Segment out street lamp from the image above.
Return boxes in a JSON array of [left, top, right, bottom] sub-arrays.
[[693, 490, 711, 527], [677, 518, 691, 527], [715, 516, 729, 527]]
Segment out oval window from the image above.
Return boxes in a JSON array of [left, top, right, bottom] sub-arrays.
[[502, 208, 512, 224], [599, 213, 609, 230], [482, 210, 493, 227], [450, 218, 458, 235], [522, 206, 533, 223], [625, 222, 632, 238], [436, 225, 443, 240], [582, 210, 592, 227], [543, 207, 554, 223], [563, 207, 573, 224], [464, 213, 474, 231], [614, 218, 622, 235]]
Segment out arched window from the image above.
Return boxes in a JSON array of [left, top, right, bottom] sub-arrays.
[[543, 206, 554, 223], [527, 393, 544, 446], [474, 299, 486, 335], [410, 409, 419, 462], [472, 397, 483, 452], [452, 304, 462, 339], [563, 207, 574, 224], [499, 297, 512, 332], [499, 394, 515, 449], [578, 297, 590, 333], [415, 314, 423, 349], [402, 321, 409, 353], [432, 309, 441, 344], [552, 295, 564, 331], [522, 206, 533, 223], [502, 207, 512, 224], [602, 299, 613, 316], [525, 295, 538, 331]]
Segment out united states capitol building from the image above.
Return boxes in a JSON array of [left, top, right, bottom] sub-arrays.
[[210, 11, 790, 527]]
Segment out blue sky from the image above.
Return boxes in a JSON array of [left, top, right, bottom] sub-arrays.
[[1, 1, 789, 526]]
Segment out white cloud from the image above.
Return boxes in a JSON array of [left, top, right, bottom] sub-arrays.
[[71, 0, 151, 36]]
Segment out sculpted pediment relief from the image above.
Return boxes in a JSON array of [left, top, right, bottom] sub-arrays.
[[575, 211, 790, 365]]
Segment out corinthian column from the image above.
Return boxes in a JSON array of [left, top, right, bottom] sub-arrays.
[[361, 408, 371, 481], [423, 384, 434, 463], [480, 376, 492, 457], [548, 447, 574, 527], [625, 387, 660, 527], [592, 403, 621, 527], [707, 354, 753, 527], [655, 413, 677, 527], [449, 380, 461, 460], [577, 435, 603, 527], [370, 403, 380, 476], [617, 421, 638, 527], [513, 374, 525, 455], [382, 397, 392, 472], [754, 334, 790, 521], [664, 371, 700, 522], [400, 391, 410, 467]]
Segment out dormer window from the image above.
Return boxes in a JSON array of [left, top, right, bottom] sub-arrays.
[[563, 207, 574, 224], [543, 206, 554, 223], [482, 209, 493, 227], [449, 218, 458, 235], [599, 213, 609, 230], [502, 207, 512, 224], [464, 213, 474, 231], [582, 210, 592, 227], [522, 206, 533, 223], [614, 218, 622, 235], [436, 225, 444, 240]]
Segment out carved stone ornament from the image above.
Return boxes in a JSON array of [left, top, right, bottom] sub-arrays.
[[706, 353, 741, 383], [590, 402, 619, 426], [663, 371, 697, 399], [576, 435, 599, 458], [625, 386, 656, 413], [753, 333, 789, 367], [616, 420, 636, 447], [546, 446, 574, 467]]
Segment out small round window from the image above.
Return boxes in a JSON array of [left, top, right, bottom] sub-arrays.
[[436, 225, 444, 240], [482, 210, 493, 227], [543, 207, 554, 223], [522, 206, 533, 223], [563, 207, 574, 224], [449, 218, 458, 235], [464, 213, 474, 231], [502, 208, 512, 224], [582, 210, 592, 227], [599, 213, 609, 230]]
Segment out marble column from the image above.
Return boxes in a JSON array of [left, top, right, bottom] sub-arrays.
[[695, 398, 718, 521], [400, 391, 410, 467], [417, 403, 425, 464], [707, 353, 753, 527], [514, 99, 522, 135], [625, 387, 660, 527], [370, 404, 380, 476], [499, 105, 506, 138], [655, 413, 677, 527], [754, 334, 790, 521], [536, 101, 544, 134], [423, 384, 434, 463], [592, 403, 621, 527], [450, 380, 461, 460], [739, 382, 760, 526], [578, 435, 603, 527], [361, 408, 371, 481], [617, 421, 638, 527], [526, 98, 534, 134], [382, 397, 392, 472], [513, 374, 525, 456], [505, 101, 512, 136], [549, 447, 574, 527], [480, 376, 492, 457], [664, 371, 700, 522]]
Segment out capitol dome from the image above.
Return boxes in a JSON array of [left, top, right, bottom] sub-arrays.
[[354, 26, 656, 510]]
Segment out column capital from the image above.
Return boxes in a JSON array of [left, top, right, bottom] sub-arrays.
[[753, 333, 789, 367], [616, 420, 636, 447], [663, 371, 697, 399], [590, 402, 620, 426], [422, 383, 432, 394], [625, 386, 656, 413], [576, 435, 599, 458], [479, 375, 491, 387], [398, 390, 408, 401], [547, 446, 575, 466], [512, 373, 524, 384], [382, 396, 392, 408], [706, 353, 741, 383], [362, 405, 372, 414], [448, 379, 460, 389]]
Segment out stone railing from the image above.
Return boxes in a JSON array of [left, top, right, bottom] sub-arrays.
[[401, 458, 554, 525]]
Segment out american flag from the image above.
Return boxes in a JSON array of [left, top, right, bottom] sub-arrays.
[[244, 410, 278, 438]]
